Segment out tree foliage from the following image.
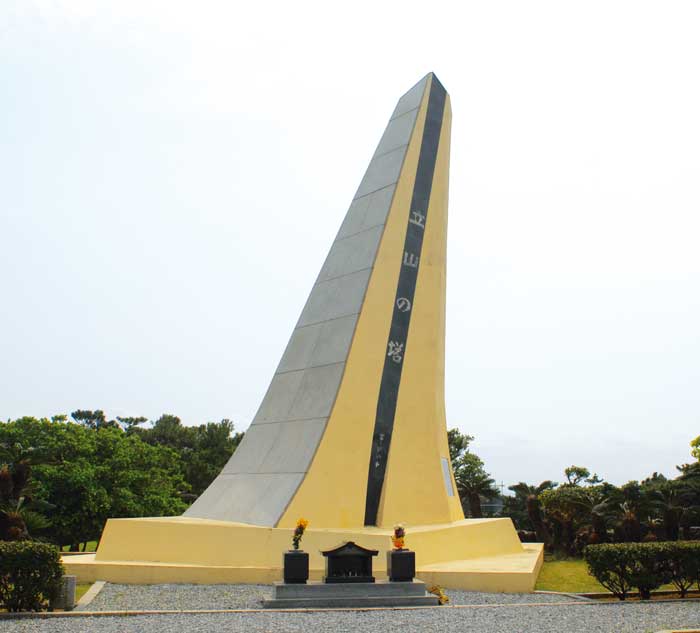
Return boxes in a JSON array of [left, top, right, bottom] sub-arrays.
[[0, 413, 243, 548], [447, 429, 499, 518]]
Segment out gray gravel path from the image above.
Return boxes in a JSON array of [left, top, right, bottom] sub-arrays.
[[4, 601, 700, 632], [80, 583, 579, 611], [80, 583, 272, 611]]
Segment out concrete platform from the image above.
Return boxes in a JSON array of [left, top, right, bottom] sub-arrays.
[[263, 579, 439, 608], [63, 517, 544, 592]]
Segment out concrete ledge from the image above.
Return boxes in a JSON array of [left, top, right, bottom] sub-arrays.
[[75, 581, 105, 609], [263, 595, 439, 608], [264, 579, 439, 608]]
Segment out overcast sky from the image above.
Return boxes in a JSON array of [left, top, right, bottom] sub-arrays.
[[1, 1, 699, 489]]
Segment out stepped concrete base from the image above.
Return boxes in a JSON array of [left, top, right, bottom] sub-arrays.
[[63, 516, 544, 592], [263, 580, 438, 608]]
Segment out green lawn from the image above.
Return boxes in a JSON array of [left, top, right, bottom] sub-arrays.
[[535, 557, 676, 594], [535, 558, 607, 593], [61, 541, 98, 552], [76, 583, 92, 601]]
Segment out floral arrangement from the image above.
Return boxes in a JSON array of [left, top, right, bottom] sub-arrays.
[[391, 524, 405, 550], [427, 585, 450, 605], [292, 518, 309, 550]]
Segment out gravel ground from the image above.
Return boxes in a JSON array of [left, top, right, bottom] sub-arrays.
[[4, 601, 700, 633], [79, 584, 579, 611], [80, 583, 272, 611]]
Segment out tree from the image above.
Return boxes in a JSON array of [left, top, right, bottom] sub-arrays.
[[447, 429, 474, 464], [453, 453, 499, 518], [446, 429, 498, 518], [506, 481, 557, 544], [116, 417, 148, 433], [70, 410, 119, 430], [564, 465, 602, 486], [131, 415, 243, 497], [0, 417, 189, 549], [0, 436, 53, 541], [641, 475, 694, 541]]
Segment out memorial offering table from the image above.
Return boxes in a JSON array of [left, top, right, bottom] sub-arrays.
[[322, 541, 378, 583]]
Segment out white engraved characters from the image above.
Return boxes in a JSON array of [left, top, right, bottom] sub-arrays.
[[387, 341, 404, 363], [374, 432, 386, 468], [396, 297, 411, 312], [409, 210, 426, 228], [403, 251, 419, 268]]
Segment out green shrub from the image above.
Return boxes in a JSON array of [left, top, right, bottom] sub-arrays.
[[666, 542, 700, 598], [584, 542, 700, 600], [0, 541, 63, 612], [584, 543, 636, 599]]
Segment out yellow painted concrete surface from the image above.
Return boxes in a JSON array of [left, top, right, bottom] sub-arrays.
[[279, 75, 462, 529], [65, 516, 542, 591], [278, 79, 432, 529]]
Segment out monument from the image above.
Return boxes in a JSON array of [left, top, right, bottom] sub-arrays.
[[64, 73, 543, 591]]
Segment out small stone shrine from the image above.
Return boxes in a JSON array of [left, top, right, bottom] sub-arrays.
[[323, 541, 377, 583], [263, 541, 438, 609]]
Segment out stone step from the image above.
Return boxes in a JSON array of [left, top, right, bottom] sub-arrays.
[[263, 595, 439, 609], [274, 579, 428, 599]]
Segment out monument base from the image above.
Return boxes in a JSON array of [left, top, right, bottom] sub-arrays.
[[63, 516, 543, 593], [263, 579, 438, 608]]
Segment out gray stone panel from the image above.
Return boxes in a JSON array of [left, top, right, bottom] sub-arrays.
[[362, 185, 396, 230], [276, 315, 357, 374], [258, 418, 326, 472], [354, 145, 406, 200], [309, 314, 357, 367], [391, 75, 428, 120], [222, 418, 326, 475], [252, 370, 304, 423], [317, 225, 384, 282], [287, 362, 344, 420], [337, 185, 395, 239], [183, 472, 304, 526], [336, 194, 372, 239], [297, 268, 371, 327], [276, 322, 323, 374], [219, 424, 277, 474], [185, 76, 428, 528], [374, 107, 419, 157]]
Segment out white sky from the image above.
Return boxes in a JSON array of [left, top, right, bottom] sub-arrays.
[[1, 0, 699, 488]]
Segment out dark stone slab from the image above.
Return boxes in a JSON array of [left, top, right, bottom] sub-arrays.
[[263, 580, 439, 609], [387, 549, 415, 582], [283, 550, 309, 584]]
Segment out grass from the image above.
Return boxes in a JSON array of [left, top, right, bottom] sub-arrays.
[[535, 557, 607, 593], [76, 583, 92, 602], [61, 541, 98, 553], [535, 556, 677, 594]]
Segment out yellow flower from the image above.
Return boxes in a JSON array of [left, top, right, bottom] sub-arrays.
[[296, 518, 309, 529]]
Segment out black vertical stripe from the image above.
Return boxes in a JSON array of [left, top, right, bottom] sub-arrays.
[[364, 77, 447, 526]]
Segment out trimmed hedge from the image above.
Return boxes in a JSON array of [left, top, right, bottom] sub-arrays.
[[0, 541, 64, 612], [584, 541, 700, 600]]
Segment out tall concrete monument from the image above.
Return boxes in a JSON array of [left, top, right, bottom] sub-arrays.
[[65, 73, 543, 591]]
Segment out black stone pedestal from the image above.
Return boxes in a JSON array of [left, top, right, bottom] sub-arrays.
[[387, 549, 415, 582], [284, 550, 309, 584]]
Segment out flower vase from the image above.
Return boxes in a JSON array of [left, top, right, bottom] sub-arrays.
[[283, 550, 309, 584], [387, 549, 415, 582]]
